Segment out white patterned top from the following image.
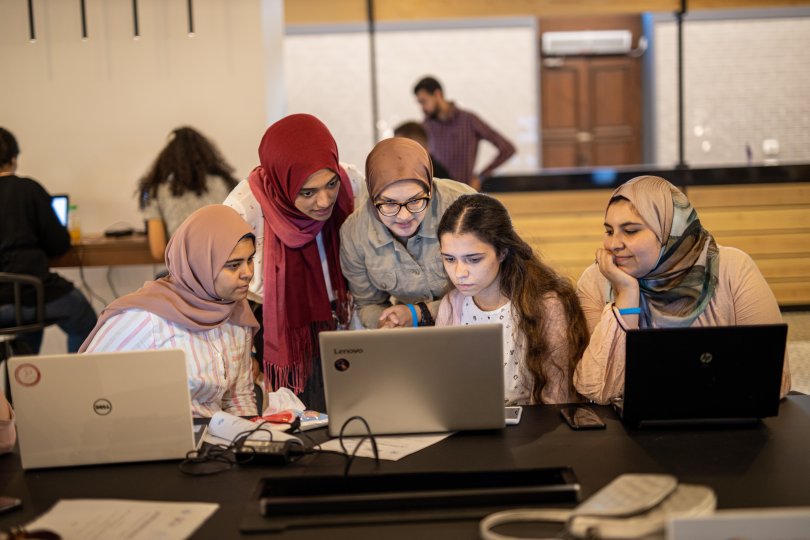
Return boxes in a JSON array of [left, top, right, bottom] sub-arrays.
[[459, 297, 531, 405]]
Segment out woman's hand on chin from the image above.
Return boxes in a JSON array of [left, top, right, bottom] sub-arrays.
[[596, 248, 639, 298]]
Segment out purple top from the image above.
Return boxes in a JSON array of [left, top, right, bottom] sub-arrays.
[[423, 103, 516, 184]]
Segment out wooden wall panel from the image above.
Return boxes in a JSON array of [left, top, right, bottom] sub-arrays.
[[285, 0, 810, 25]]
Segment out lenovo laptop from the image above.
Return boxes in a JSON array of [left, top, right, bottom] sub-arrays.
[[320, 324, 505, 436], [9, 349, 197, 469], [619, 324, 787, 428]]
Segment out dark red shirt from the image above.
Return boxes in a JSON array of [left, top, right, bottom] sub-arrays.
[[423, 104, 516, 185]]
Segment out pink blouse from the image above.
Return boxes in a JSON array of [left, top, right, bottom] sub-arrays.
[[574, 246, 791, 404], [437, 288, 579, 404]]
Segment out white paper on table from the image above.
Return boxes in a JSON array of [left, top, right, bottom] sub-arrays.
[[203, 410, 301, 446], [23, 499, 218, 540], [319, 433, 452, 461]]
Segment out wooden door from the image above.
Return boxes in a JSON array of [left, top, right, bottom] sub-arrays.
[[540, 15, 643, 168]]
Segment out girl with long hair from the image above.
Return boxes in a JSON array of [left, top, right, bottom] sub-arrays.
[[436, 194, 588, 405], [138, 126, 239, 260]]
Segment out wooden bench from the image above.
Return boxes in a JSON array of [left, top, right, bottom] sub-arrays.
[[492, 182, 810, 306]]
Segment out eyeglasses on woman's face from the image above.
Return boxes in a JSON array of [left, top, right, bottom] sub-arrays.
[[374, 196, 430, 217]]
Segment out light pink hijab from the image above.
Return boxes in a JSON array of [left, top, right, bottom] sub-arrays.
[[79, 205, 258, 351]]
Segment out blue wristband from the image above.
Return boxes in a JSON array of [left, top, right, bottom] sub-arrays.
[[618, 307, 641, 315], [406, 304, 419, 327]]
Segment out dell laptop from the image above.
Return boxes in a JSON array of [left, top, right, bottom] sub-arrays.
[[320, 324, 505, 436], [9, 349, 197, 469], [620, 324, 787, 428]]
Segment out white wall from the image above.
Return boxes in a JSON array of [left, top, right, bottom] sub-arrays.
[[0, 0, 285, 353], [654, 14, 810, 166], [284, 20, 538, 174]]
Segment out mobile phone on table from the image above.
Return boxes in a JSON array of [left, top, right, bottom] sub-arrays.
[[560, 405, 606, 430], [0, 496, 22, 514], [505, 406, 523, 425]]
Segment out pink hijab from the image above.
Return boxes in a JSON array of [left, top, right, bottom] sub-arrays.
[[79, 205, 258, 351]]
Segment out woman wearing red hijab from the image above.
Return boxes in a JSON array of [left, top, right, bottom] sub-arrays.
[[224, 114, 356, 412]]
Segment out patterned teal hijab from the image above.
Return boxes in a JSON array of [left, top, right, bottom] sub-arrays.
[[609, 176, 719, 328]]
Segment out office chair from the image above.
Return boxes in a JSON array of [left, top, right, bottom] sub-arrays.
[[0, 273, 47, 401]]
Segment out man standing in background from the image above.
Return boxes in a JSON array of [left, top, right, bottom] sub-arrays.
[[414, 76, 516, 191]]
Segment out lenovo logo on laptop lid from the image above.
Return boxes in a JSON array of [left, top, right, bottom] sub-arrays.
[[320, 324, 505, 437], [621, 324, 787, 428], [9, 349, 196, 469]]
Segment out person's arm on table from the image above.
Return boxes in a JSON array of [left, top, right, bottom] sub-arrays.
[[573, 264, 636, 405]]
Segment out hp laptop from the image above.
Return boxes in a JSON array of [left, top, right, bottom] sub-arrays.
[[620, 324, 787, 428], [9, 349, 197, 469], [50, 194, 69, 227], [320, 324, 505, 436]]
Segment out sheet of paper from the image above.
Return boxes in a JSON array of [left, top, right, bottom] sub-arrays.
[[319, 433, 452, 461], [24, 499, 218, 540], [203, 410, 301, 446]]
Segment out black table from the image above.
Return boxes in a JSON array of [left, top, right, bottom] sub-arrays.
[[3, 397, 810, 539]]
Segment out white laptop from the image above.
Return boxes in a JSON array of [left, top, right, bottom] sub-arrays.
[[319, 324, 505, 437], [9, 349, 196, 470]]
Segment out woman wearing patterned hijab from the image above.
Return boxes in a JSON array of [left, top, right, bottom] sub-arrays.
[[81, 205, 260, 418], [340, 137, 475, 330], [574, 175, 790, 404]]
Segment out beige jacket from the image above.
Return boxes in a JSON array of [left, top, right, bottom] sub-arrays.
[[339, 178, 475, 329], [574, 246, 791, 404]]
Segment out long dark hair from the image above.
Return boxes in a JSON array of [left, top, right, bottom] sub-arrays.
[[137, 127, 238, 209], [438, 194, 588, 403]]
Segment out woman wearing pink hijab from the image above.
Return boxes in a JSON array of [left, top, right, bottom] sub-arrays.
[[80, 204, 259, 418], [224, 114, 355, 412]]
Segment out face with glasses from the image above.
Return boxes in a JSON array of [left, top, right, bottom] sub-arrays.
[[374, 180, 431, 239]]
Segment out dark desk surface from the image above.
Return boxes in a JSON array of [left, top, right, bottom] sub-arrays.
[[2, 397, 810, 539]]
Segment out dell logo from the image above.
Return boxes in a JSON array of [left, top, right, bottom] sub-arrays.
[[334, 348, 363, 354], [699, 352, 713, 365], [93, 398, 112, 416]]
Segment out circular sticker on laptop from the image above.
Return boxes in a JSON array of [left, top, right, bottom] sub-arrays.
[[14, 363, 41, 387]]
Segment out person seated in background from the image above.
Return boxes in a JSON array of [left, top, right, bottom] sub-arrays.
[[0, 391, 15, 454], [224, 114, 357, 413], [80, 205, 259, 418], [138, 126, 240, 260], [340, 137, 475, 329], [393, 121, 451, 180], [0, 127, 97, 353], [436, 194, 588, 405], [575, 175, 792, 404]]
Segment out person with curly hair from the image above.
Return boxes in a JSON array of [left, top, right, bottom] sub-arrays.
[[138, 127, 239, 260]]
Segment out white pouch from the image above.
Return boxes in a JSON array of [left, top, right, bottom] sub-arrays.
[[479, 474, 716, 540]]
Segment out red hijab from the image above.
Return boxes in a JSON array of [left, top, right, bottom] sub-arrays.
[[79, 205, 258, 352], [248, 114, 353, 393]]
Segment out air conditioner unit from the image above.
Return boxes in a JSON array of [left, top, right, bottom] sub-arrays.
[[542, 30, 632, 56]]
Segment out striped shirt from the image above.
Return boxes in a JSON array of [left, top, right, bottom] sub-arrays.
[[84, 309, 257, 418], [423, 104, 516, 185]]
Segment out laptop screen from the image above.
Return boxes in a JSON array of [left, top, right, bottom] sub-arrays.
[[51, 194, 69, 227]]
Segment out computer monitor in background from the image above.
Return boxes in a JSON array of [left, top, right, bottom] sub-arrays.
[[50, 194, 69, 228]]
